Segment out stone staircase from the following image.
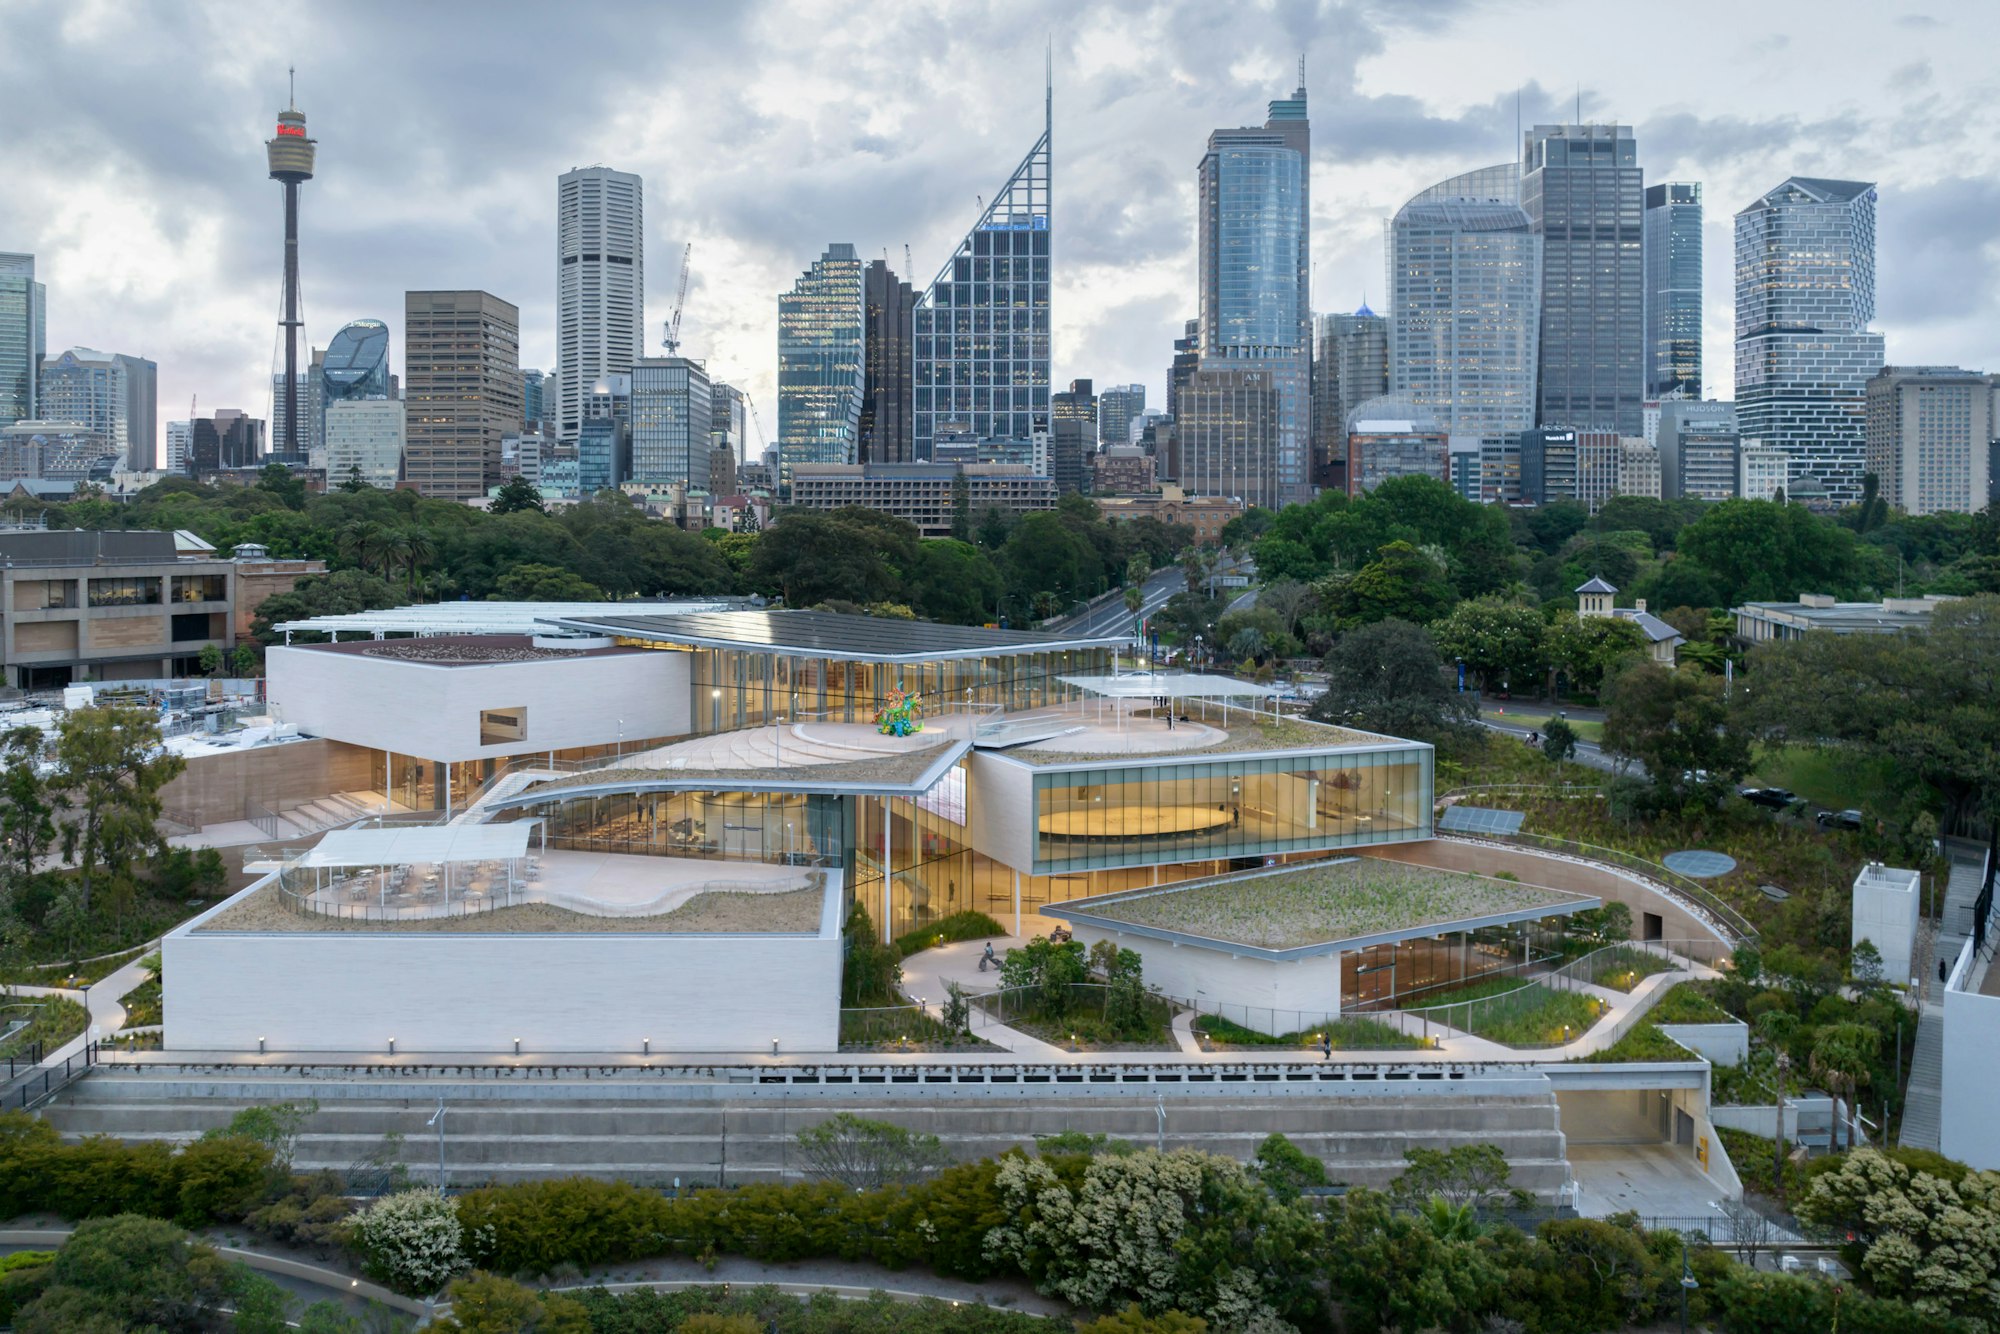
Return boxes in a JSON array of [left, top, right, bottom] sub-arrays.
[[1898, 1006, 1944, 1151], [39, 1067, 1573, 1197]]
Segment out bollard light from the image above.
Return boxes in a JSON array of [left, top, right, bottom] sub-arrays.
[[771, 1038, 780, 1056], [643, 1037, 651, 1056], [258, 1037, 266, 1055], [513, 1037, 521, 1056], [387, 1038, 396, 1056]]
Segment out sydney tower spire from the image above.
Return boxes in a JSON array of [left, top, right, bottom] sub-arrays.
[[265, 69, 316, 464]]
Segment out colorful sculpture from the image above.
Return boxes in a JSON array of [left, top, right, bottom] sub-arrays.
[[876, 684, 924, 737]]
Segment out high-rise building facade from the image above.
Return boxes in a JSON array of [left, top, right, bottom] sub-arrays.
[[556, 167, 644, 444], [1387, 189, 1541, 440], [521, 369, 545, 433], [0, 254, 46, 429], [165, 420, 191, 472], [1312, 306, 1388, 492], [1096, 384, 1145, 447], [913, 94, 1051, 459], [1521, 124, 1644, 435], [860, 259, 913, 464], [324, 399, 405, 490], [1195, 81, 1311, 508], [1643, 182, 1703, 398], [1734, 178, 1884, 506], [778, 243, 866, 479], [189, 409, 264, 477], [38, 349, 157, 471], [1656, 399, 1740, 501], [1865, 366, 1995, 516], [710, 382, 748, 463], [1050, 378, 1096, 495], [629, 357, 713, 487], [1176, 366, 1280, 503], [404, 290, 521, 500], [1167, 319, 1200, 422]]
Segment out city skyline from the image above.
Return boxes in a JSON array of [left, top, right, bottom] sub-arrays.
[[1, 2, 1995, 461]]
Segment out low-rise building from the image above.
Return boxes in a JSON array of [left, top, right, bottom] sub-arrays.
[[1738, 442, 1789, 502], [1094, 484, 1243, 546], [1091, 443, 1156, 494], [1577, 576, 1682, 665], [787, 462, 1056, 536], [1734, 592, 1961, 643]]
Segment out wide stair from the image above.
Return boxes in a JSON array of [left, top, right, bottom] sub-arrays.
[[1898, 1007, 1945, 1151], [39, 1068, 1572, 1197]]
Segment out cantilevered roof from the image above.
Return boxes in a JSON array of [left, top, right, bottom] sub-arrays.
[[299, 822, 533, 869], [1057, 672, 1280, 700], [551, 609, 1126, 661], [272, 599, 744, 638]]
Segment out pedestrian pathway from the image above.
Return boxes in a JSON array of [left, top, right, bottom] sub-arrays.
[[8, 950, 154, 1070]]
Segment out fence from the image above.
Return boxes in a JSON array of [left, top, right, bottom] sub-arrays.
[[972, 982, 1175, 1032], [273, 875, 522, 923], [1434, 783, 1602, 806], [0, 1040, 98, 1112], [837, 1004, 974, 1047], [1396, 939, 1729, 1048], [1452, 829, 1760, 943]]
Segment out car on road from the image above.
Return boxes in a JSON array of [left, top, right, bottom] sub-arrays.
[[1739, 787, 1801, 810], [1816, 808, 1865, 831]]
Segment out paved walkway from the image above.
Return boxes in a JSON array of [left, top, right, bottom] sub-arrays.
[[8, 950, 154, 1070]]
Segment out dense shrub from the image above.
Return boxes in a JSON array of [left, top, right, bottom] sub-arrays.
[[1713, 1270, 1974, 1334], [565, 1283, 1066, 1333], [0, 1111, 270, 1226], [348, 1188, 466, 1295], [894, 911, 1006, 958]]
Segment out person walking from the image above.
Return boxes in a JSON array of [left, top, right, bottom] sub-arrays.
[[1320, 1033, 1332, 1061]]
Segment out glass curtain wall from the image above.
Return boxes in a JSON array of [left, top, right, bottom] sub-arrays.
[[1343, 920, 1566, 1010], [522, 790, 847, 865], [1031, 748, 1431, 874]]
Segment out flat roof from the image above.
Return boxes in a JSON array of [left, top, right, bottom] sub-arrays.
[[1058, 672, 1280, 699], [301, 822, 533, 869], [271, 598, 746, 637], [1734, 598, 1947, 633], [1054, 858, 1596, 960], [290, 634, 647, 666], [551, 608, 1127, 661]]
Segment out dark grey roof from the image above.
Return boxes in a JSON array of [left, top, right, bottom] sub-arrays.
[[1575, 575, 1618, 594], [0, 528, 180, 565], [1614, 608, 1686, 645], [548, 608, 1126, 661]]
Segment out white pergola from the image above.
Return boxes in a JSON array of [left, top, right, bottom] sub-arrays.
[[272, 599, 740, 641], [1057, 671, 1283, 729], [299, 822, 540, 906]]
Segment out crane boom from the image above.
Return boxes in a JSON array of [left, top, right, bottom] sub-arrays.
[[664, 243, 691, 355]]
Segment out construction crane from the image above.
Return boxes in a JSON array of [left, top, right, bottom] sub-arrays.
[[663, 242, 692, 355]]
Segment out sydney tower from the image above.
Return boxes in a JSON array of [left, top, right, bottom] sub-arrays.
[[265, 80, 316, 464]]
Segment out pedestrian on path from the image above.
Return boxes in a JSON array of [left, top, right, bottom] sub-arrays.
[[1320, 1033, 1332, 1061]]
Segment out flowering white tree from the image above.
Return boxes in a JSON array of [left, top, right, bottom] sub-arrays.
[[348, 1187, 466, 1294]]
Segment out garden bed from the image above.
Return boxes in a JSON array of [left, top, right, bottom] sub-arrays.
[[0, 995, 87, 1061], [977, 986, 1180, 1051], [1075, 859, 1584, 951], [838, 1003, 997, 1052], [1588, 945, 1677, 993], [1402, 976, 1604, 1046], [199, 882, 826, 935], [1192, 1013, 1426, 1051]]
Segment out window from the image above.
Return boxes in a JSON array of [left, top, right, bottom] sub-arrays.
[[87, 576, 161, 607], [480, 708, 527, 744], [172, 574, 228, 603]]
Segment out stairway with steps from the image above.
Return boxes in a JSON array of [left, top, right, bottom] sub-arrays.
[[40, 1068, 1573, 1196], [1899, 1006, 1944, 1150]]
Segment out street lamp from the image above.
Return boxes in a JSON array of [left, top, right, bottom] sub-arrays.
[[426, 1097, 448, 1192], [1679, 1240, 1699, 1333]]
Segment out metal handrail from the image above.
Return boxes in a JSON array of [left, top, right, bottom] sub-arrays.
[[1395, 938, 1729, 1047], [1434, 783, 1602, 805]]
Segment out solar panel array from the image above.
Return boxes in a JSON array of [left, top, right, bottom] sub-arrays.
[[1436, 805, 1527, 835]]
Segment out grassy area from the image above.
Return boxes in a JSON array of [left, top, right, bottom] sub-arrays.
[[120, 975, 162, 1028], [1649, 982, 1732, 1025], [1405, 976, 1605, 1046], [1577, 1024, 1696, 1063], [985, 988, 1180, 1051], [1192, 1012, 1426, 1051], [1481, 707, 1603, 743], [1588, 945, 1677, 993], [837, 1003, 993, 1052], [0, 995, 88, 1061], [893, 911, 1006, 959], [1751, 744, 1904, 816], [1717, 1126, 1807, 1201]]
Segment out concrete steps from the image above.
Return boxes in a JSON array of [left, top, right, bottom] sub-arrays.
[[1898, 1005, 1944, 1151], [40, 1072, 1572, 1195]]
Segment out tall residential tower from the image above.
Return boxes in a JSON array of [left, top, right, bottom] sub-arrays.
[[556, 167, 644, 444], [403, 290, 521, 500]]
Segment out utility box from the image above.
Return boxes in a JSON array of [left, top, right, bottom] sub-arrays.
[[1852, 863, 1921, 985]]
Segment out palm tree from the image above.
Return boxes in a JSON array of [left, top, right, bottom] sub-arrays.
[[1417, 1195, 1481, 1241], [398, 527, 436, 597], [375, 529, 414, 593], [1228, 626, 1267, 666], [337, 521, 385, 575], [1810, 1022, 1879, 1152]]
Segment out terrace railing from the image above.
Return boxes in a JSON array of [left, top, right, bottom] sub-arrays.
[[1395, 938, 1730, 1048], [273, 875, 522, 924], [1443, 830, 1760, 944], [1434, 783, 1601, 806]]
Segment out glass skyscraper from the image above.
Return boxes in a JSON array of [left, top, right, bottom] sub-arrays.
[[1312, 307, 1387, 492], [912, 94, 1051, 459], [1388, 183, 1541, 443], [1643, 183, 1703, 398], [38, 348, 157, 471], [1521, 125, 1645, 435], [629, 357, 712, 487], [1734, 178, 1884, 507], [1195, 81, 1311, 508], [0, 253, 46, 430], [778, 244, 866, 481], [556, 167, 643, 444]]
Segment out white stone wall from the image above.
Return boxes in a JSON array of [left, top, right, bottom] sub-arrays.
[[164, 876, 840, 1055], [1066, 922, 1340, 1036], [965, 753, 1036, 872], [1943, 973, 2000, 1171], [268, 646, 690, 765], [1851, 864, 1920, 985]]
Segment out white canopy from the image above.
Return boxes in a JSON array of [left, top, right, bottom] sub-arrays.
[[299, 823, 533, 869], [1058, 672, 1281, 700]]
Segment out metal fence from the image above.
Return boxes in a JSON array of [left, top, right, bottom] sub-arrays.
[[1435, 783, 1602, 806], [1397, 939, 1729, 1047], [1449, 830, 1760, 943], [838, 1004, 966, 1046], [0, 1040, 98, 1111], [274, 876, 523, 923]]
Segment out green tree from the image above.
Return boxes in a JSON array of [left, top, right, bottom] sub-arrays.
[[490, 563, 603, 602], [197, 644, 223, 677], [1079, 1307, 1208, 1333], [255, 462, 307, 511], [488, 474, 546, 515], [1541, 717, 1579, 769], [1674, 497, 1864, 605], [52, 707, 186, 918], [1322, 540, 1456, 630], [1251, 1132, 1328, 1204], [0, 727, 56, 891], [1324, 1188, 1501, 1334], [11, 1213, 233, 1333], [839, 904, 901, 1006], [1430, 597, 1549, 692], [337, 463, 368, 493], [1796, 1147, 2000, 1325], [1809, 1022, 1879, 1152], [1308, 619, 1475, 746], [794, 1113, 952, 1190], [434, 1271, 590, 1333], [1601, 659, 1752, 807], [230, 643, 260, 677], [250, 569, 403, 643], [1544, 609, 1647, 697], [949, 470, 971, 542], [1390, 1143, 1516, 1216], [751, 508, 915, 607], [906, 539, 1006, 626]]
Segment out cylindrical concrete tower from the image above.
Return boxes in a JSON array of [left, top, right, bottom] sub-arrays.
[[267, 99, 316, 463]]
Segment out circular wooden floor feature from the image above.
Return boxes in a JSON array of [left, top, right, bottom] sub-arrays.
[[1038, 805, 1235, 839]]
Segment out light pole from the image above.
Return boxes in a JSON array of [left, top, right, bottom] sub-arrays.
[[426, 1097, 447, 1192], [1679, 1240, 1698, 1332], [1772, 1050, 1792, 1201], [1155, 1094, 1166, 1153]]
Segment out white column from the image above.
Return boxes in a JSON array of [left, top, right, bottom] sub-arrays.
[[881, 796, 893, 944], [1329, 950, 1343, 1018], [443, 761, 452, 819], [1012, 868, 1021, 938]]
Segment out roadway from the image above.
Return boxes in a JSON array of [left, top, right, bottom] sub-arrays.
[[1046, 565, 1188, 639], [1477, 714, 1629, 776]]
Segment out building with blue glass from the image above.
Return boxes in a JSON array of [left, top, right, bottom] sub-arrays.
[[0, 253, 46, 431], [778, 244, 866, 480], [1643, 183, 1703, 398], [630, 357, 712, 487]]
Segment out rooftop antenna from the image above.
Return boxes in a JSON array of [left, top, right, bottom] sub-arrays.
[[288, 64, 295, 110], [1576, 83, 1582, 125]]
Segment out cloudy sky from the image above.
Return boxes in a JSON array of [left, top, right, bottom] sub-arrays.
[[3, 0, 1996, 460]]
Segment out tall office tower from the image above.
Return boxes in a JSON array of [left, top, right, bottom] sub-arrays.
[[1655, 399, 1739, 501], [403, 290, 521, 500], [629, 357, 713, 487], [710, 382, 748, 461], [189, 409, 264, 477], [1312, 306, 1388, 491], [1866, 366, 1994, 515], [912, 84, 1051, 459], [265, 90, 316, 463], [1050, 378, 1096, 494], [1343, 393, 1450, 494], [521, 368, 545, 432], [1166, 318, 1200, 421], [1521, 124, 1644, 435], [778, 244, 866, 479], [858, 259, 913, 464], [1734, 178, 1884, 506], [1195, 78, 1311, 508], [324, 399, 405, 490], [1387, 183, 1542, 441], [164, 420, 191, 472], [1178, 366, 1280, 502], [1096, 384, 1145, 447], [576, 414, 628, 494], [1643, 183, 1703, 398], [37, 349, 157, 471], [0, 254, 46, 428], [269, 354, 324, 466], [555, 166, 644, 444]]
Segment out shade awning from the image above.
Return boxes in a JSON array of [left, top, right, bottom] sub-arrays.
[[298, 823, 533, 869], [1057, 672, 1280, 700]]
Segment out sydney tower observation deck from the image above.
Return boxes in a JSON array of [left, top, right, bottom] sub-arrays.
[[266, 98, 316, 464]]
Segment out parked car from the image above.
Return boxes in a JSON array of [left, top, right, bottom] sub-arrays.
[[1817, 808, 1865, 831], [1739, 786, 1800, 810]]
